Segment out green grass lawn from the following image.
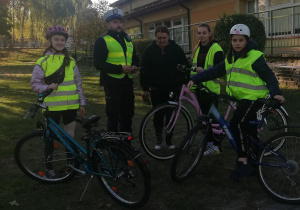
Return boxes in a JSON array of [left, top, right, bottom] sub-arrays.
[[1, 48, 300, 210]]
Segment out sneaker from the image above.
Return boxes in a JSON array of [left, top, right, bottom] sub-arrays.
[[155, 144, 161, 150], [203, 145, 222, 156], [45, 169, 58, 179], [230, 161, 254, 181], [167, 144, 176, 150], [205, 142, 213, 150]]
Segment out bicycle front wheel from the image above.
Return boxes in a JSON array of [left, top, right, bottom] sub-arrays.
[[139, 103, 193, 160], [170, 122, 208, 182], [257, 132, 300, 204], [14, 130, 78, 183], [92, 140, 151, 208]]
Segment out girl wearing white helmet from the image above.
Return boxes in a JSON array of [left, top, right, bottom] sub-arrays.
[[188, 23, 285, 181]]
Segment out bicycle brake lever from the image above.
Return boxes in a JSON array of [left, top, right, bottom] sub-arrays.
[[23, 111, 31, 119]]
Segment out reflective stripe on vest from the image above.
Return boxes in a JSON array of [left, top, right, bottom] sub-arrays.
[[37, 55, 79, 111], [225, 50, 268, 100], [191, 43, 223, 94], [103, 35, 133, 79]]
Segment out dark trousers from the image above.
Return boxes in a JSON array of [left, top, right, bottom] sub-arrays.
[[196, 89, 219, 146], [150, 89, 179, 145], [230, 99, 262, 158], [104, 85, 134, 133]]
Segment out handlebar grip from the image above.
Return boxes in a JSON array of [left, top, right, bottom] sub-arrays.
[[41, 88, 54, 98]]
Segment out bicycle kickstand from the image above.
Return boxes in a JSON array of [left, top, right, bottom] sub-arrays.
[[79, 175, 94, 202]]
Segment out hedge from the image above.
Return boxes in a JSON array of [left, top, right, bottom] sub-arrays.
[[214, 13, 266, 55]]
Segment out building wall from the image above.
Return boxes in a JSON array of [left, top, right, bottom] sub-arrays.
[[124, 4, 188, 39], [121, 0, 249, 48]]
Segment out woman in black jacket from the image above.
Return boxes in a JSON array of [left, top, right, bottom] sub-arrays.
[[140, 25, 190, 150]]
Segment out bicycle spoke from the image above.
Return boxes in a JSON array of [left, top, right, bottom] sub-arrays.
[[258, 133, 300, 204]]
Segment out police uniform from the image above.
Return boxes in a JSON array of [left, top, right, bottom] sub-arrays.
[[93, 8, 139, 134]]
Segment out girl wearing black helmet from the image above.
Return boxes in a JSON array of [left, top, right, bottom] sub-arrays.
[[30, 26, 86, 179]]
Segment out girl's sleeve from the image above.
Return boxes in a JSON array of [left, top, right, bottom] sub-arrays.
[[30, 65, 48, 94], [252, 55, 282, 97], [191, 61, 226, 83], [74, 65, 86, 106]]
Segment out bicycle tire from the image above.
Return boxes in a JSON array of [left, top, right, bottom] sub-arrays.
[[259, 107, 288, 152], [257, 132, 300, 204], [170, 121, 208, 182], [259, 107, 288, 139], [139, 102, 193, 160], [14, 130, 78, 184], [92, 140, 151, 208]]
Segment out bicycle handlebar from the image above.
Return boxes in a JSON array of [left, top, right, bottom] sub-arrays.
[[177, 64, 196, 73], [23, 88, 54, 119], [194, 83, 281, 108]]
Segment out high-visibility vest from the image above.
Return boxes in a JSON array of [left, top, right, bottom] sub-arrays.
[[37, 55, 79, 111], [225, 49, 269, 100], [103, 35, 133, 79], [191, 43, 223, 94]]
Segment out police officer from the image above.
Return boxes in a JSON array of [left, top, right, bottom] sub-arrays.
[[93, 8, 139, 135]]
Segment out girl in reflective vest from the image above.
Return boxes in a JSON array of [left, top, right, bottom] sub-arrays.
[[188, 24, 285, 181], [31, 26, 86, 179], [190, 22, 224, 156]]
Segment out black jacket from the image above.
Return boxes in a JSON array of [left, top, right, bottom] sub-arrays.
[[93, 30, 139, 86], [140, 40, 190, 91], [191, 39, 281, 97]]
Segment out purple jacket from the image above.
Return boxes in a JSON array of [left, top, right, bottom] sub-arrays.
[[30, 51, 86, 106]]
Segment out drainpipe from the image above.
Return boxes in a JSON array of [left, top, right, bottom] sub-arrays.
[[133, 17, 143, 39], [179, 2, 191, 53]]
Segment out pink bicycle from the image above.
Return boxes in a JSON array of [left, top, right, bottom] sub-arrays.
[[139, 82, 289, 160]]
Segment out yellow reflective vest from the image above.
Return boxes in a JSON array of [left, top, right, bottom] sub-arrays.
[[37, 55, 79, 111], [103, 35, 133, 79], [191, 43, 223, 94], [225, 49, 269, 100]]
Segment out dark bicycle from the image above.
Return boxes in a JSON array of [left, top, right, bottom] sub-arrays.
[[14, 90, 151, 208]]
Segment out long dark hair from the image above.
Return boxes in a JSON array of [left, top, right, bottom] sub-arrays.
[[226, 35, 249, 64], [43, 41, 71, 67]]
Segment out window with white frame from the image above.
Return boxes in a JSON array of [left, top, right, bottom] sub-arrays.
[[147, 17, 189, 52], [128, 26, 142, 40], [247, 0, 256, 13], [266, 0, 300, 36]]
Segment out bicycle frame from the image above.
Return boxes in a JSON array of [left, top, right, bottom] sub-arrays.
[[208, 103, 291, 169], [166, 84, 236, 136], [45, 117, 115, 178]]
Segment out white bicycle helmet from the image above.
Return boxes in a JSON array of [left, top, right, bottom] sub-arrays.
[[230, 24, 250, 37]]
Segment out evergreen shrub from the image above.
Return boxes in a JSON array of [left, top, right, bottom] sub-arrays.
[[213, 13, 266, 54], [132, 39, 153, 62]]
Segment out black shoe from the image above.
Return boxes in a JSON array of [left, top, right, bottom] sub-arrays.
[[230, 161, 254, 181]]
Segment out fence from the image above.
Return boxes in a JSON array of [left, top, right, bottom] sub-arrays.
[[129, 4, 300, 55]]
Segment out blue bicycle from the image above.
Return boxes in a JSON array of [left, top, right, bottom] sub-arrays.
[[171, 91, 300, 204], [14, 90, 151, 208]]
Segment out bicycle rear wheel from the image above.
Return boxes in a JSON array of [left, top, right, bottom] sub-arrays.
[[139, 103, 193, 160], [259, 107, 288, 140], [257, 132, 300, 204], [92, 140, 151, 208], [14, 130, 78, 183], [259, 107, 288, 152], [170, 122, 208, 182]]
